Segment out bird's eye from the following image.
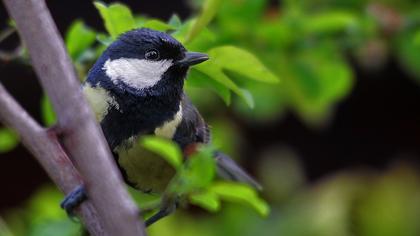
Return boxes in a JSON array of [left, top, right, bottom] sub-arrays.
[[145, 49, 160, 60]]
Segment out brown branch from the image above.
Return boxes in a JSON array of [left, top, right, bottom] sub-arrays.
[[1, 0, 146, 235], [0, 83, 104, 235]]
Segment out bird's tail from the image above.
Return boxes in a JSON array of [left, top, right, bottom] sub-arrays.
[[214, 151, 262, 191]]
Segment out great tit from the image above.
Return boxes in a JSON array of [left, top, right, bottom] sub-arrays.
[[61, 28, 261, 226]]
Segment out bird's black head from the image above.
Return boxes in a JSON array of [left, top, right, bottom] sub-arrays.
[[87, 28, 208, 95], [110, 28, 186, 62]]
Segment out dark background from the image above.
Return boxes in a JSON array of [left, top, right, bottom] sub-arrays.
[[1, 0, 420, 213]]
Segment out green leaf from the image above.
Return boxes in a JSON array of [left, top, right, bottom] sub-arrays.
[[414, 30, 420, 46], [187, 68, 231, 105], [304, 11, 359, 35], [233, 79, 287, 123], [238, 88, 254, 109], [285, 45, 354, 125], [28, 185, 66, 224], [168, 14, 182, 29], [65, 20, 96, 60], [172, 20, 216, 50], [185, 27, 216, 51], [207, 46, 280, 84], [189, 190, 221, 212], [195, 62, 254, 108], [0, 128, 18, 153], [96, 34, 113, 46], [396, 31, 420, 84], [185, 0, 222, 43], [140, 136, 183, 169], [170, 146, 216, 194], [354, 167, 420, 236], [94, 1, 135, 39], [140, 19, 175, 32], [216, 0, 267, 36], [24, 186, 81, 236], [41, 95, 57, 127], [209, 182, 270, 217]]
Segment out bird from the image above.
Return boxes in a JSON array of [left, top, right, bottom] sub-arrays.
[[61, 28, 261, 226]]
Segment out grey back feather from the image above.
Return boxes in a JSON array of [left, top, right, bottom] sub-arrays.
[[214, 151, 263, 191]]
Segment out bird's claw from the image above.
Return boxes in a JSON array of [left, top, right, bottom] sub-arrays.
[[144, 197, 178, 227], [61, 185, 87, 218]]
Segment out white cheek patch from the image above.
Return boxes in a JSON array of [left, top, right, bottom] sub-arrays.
[[103, 58, 173, 90]]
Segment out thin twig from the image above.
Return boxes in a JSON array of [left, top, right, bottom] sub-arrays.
[[0, 27, 15, 43], [0, 27, 24, 62], [0, 44, 24, 62]]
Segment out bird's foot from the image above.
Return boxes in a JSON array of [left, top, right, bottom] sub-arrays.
[[144, 197, 178, 227], [60, 185, 87, 217]]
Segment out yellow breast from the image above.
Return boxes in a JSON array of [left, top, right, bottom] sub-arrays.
[[116, 138, 176, 193], [154, 104, 183, 138]]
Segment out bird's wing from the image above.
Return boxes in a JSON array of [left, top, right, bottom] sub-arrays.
[[178, 95, 262, 190], [214, 152, 263, 191], [173, 95, 210, 149], [182, 95, 210, 144]]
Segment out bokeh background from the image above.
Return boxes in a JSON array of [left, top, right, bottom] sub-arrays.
[[1, 0, 420, 235]]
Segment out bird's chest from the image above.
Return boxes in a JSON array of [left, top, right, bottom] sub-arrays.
[[116, 140, 176, 193], [153, 105, 183, 139], [101, 95, 183, 193], [113, 108, 183, 193], [100, 93, 181, 150]]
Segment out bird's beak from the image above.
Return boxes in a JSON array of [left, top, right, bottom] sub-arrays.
[[176, 52, 209, 67]]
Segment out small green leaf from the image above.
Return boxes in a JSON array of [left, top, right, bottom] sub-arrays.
[[170, 146, 216, 194], [65, 20, 96, 60], [94, 1, 135, 39], [397, 30, 420, 85], [195, 62, 239, 92], [41, 95, 57, 127], [238, 88, 254, 109], [168, 14, 182, 29], [233, 79, 287, 123], [96, 34, 113, 46], [140, 136, 183, 169], [210, 182, 270, 217], [189, 191, 220, 212], [187, 68, 231, 105], [0, 128, 18, 153], [304, 11, 359, 35], [207, 46, 280, 84], [185, 0, 222, 43], [134, 16, 147, 26], [28, 185, 66, 223], [287, 45, 354, 124], [172, 20, 216, 50], [140, 19, 175, 32], [414, 31, 420, 46], [7, 19, 16, 27], [195, 62, 254, 108]]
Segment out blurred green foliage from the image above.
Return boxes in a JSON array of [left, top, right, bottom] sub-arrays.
[[0, 128, 18, 154], [2, 0, 420, 235], [140, 136, 268, 216], [3, 162, 420, 236]]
